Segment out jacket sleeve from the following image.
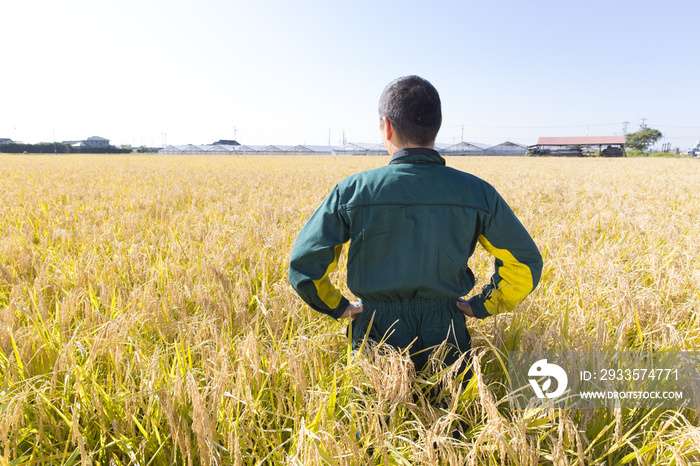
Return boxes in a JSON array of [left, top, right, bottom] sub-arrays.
[[289, 185, 351, 319], [468, 190, 543, 319]]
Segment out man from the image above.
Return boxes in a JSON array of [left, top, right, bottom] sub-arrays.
[[289, 75, 542, 378]]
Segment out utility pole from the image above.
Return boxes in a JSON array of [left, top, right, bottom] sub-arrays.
[[329, 128, 331, 146], [234, 126, 237, 141], [461, 125, 464, 142], [622, 121, 630, 135], [640, 118, 647, 129]]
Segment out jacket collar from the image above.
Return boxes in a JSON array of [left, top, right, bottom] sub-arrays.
[[388, 147, 445, 166]]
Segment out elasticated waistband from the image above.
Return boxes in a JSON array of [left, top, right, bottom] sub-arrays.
[[360, 298, 456, 313]]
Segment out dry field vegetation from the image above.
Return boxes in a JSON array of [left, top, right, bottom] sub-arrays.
[[1, 153, 699, 465]]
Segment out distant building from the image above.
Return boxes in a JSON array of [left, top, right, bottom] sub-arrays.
[[285, 145, 334, 155], [440, 142, 485, 156], [529, 136, 626, 157], [257, 145, 292, 155], [367, 143, 390, 156], [62, 136, 111, 149], [332, 143, 375, 155], [213, 139, 240, 146], [84, 136, 110, 149], [483, 141, 528, 156], [0, 138, 12, 144], [159, 144, 259, 155]]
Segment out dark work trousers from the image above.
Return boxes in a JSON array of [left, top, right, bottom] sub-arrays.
[[349, 298, 473, 385]]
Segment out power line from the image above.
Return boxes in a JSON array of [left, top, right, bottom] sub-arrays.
[[654, 125, 700, 129], [442, 122, 624, 130], [445, 122, 700, 131]]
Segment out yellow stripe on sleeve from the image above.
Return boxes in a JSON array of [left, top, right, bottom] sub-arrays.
[[312, 244, 344, 309], [478, 234, 534, 316]]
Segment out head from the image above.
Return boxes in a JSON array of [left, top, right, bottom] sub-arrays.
[[378, 75, 442, 152]]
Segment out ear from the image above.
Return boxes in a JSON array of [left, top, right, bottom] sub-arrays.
[[381, 117, 393, 142]]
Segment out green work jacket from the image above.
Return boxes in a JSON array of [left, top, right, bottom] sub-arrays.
[[288, 148, 543, 320]]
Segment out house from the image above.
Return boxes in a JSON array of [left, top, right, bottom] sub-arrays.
[[83, 136, 110, 149], [62, 136, 111, 149], [213, 139, 240, 146], [0, 138, 12, 144]]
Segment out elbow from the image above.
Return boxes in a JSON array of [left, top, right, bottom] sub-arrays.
[[530, 255, 544, 290]]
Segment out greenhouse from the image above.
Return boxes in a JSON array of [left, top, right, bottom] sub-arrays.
[[332, 143, 375, 155], [230, 145, 257, 154], [440, 142, 486, 156], [483, 141, 527, 156], [157, 140, 528, 157], [304, 145, 335, 155], [182, 145, 205, 154], [256, 145, 292, 155], [285, 145, 335, 155], [199, 144, 229, 154], [159, 145, 188, 154], [366, 143, 390, 155]]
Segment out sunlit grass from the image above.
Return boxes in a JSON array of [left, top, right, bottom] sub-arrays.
[[1, 154, 699, 464]]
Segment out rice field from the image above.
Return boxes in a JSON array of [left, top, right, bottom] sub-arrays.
[[1, 153, 699, 465]]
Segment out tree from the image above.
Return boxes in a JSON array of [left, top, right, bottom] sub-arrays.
[[625, 128, 663, 152]]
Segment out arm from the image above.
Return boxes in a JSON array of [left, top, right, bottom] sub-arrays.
[[467, 191, 543, 319], [289, 185, 352, 320]]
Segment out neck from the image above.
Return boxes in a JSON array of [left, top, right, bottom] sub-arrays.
[[385, 141, 435, 156]]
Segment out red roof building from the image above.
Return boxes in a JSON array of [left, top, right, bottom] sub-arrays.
[[530, 136, 626, 157]]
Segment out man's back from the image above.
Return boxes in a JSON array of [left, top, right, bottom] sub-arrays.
[[336, 150, 493, 303], [289, 148, 542, 321]]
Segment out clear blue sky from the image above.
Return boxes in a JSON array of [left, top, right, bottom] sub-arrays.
[[2, 0, 699, 149]]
